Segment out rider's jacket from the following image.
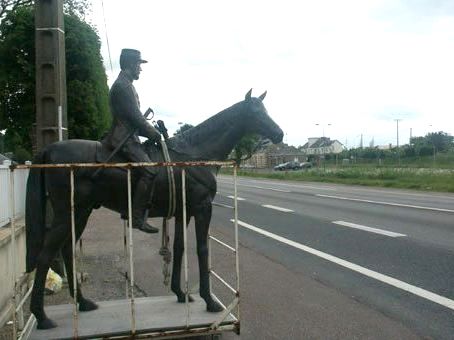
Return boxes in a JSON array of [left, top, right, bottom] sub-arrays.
[[103, 70, 160, 158]]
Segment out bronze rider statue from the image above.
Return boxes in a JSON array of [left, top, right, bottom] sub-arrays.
[[103, 49, 160, 233]]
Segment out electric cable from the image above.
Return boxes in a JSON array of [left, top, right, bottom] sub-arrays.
[[101, 0, 113, 73]]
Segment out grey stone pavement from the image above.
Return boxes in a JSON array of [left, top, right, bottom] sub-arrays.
[[39, 208, 420, 340]]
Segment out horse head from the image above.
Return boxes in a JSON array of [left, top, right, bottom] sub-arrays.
[[242, 89, 284, 144]]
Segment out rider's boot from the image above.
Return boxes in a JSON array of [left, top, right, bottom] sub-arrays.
[[132, 176, 159, 233]]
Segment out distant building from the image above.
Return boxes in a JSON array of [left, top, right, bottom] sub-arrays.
[[243, 143, 306, 168], [299, 137, 344, 156]]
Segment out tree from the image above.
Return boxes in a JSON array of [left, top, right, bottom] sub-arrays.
[[0, 130, 4, 152], [0, 0, 32, 21], [0, 6, 110, 155], [173, 123, 193, 136], [426, 131, 453, 153], [0, 0, 88, 21], [230, 134, 263, 165], [410, 132, 453, 156], [64, 0, 91, 19]]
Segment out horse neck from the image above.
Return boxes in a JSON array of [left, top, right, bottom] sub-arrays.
[[175, 102, 247, 160]]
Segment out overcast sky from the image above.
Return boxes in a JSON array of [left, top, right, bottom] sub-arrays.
[[90, 0, 454, 148]]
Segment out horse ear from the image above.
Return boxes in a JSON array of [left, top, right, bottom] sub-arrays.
[[258, 91, 267, 101], [245, 88, 252, 100]]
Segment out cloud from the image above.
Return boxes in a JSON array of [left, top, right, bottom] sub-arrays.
[[91, 0, 454, 147]]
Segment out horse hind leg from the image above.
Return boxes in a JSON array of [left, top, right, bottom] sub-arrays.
[[60, 206, 97, 313], [30, 216, 69, 329], [171, 215, 195, 303], [194, 201, 223, 312], [61, 242, 98, 312]]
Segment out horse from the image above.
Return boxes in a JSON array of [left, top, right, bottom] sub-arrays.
[[25, 89, 284, 329]]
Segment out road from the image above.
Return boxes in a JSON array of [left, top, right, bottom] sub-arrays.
[[210, 175, 454, 339], [43, 176, 453, 339]]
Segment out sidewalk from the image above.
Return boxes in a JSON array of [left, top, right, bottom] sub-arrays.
[[35, 207, 419, 339]]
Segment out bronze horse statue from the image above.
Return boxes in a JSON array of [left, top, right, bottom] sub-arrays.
[[26, 89, 284, 329]]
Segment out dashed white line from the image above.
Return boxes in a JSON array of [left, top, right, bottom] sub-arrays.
[[227, 195, 245, 201], [262, 204, 294, 213], [241, 184, 291, 193], [317, 194, 454, 213], [213, 202, 234, 209], [332, 221, 406, 238], [231, 219, 454, 311]]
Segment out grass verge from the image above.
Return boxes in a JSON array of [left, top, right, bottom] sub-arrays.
[[220, 167, 454, 193]]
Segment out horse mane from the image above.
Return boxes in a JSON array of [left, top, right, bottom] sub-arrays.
[[166, 101, 244, 159]]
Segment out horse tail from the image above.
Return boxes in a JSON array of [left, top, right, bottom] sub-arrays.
[[25, 151, 47, 272]]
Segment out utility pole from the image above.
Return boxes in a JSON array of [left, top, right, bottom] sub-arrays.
[[34, 0, 67, 278], [35, 0, 67, 152], [394, 119, 401, 166]]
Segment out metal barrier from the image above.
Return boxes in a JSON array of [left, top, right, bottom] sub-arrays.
[[7, 160, 239, 339], [0, 162, 29, 228]]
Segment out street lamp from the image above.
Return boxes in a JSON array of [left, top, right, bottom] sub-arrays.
[[429, 125, 436, 166], [315, 123, 332, 138], [394, 119, 401, 166]]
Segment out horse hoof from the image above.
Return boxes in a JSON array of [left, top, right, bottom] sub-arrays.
[[177, 294, 195, 303], [79, 299, 98, 312], [37, 317, 57, 329], [207, 300, 223, 313]]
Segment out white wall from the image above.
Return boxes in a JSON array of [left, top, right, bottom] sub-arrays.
[[0, 163, 28, 228], [0, 163, 29, 327]]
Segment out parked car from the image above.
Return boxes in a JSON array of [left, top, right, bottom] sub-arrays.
[[299, 162, 313, 169], [273, 161, 302, 171]]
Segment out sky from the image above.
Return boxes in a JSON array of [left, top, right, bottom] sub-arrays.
[[89, 0, 454, 148]]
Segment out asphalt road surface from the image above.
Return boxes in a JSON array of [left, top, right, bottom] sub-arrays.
[[42, 176, 453, 339], [210, 175, 454, 339]]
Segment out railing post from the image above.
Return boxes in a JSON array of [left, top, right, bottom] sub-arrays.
[[9, 166, 17, 339], [70, 167, 78, 338], [127, 168, 136, 335], [182, 168, 190, 328], [233, 165, 240, 320], [123, 219, 129, 298]]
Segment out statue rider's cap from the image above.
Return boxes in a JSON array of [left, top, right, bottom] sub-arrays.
[[120, 49, 148, 66]]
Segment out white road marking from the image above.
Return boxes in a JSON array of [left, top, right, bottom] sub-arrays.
[[213, 202, 234, 209], [227, 195, 245, 201], [241, 184, 291, 192], [317, 194, 454, 213], [231, 219, 454, 311], [218, 179, 336, 191], [332, 221, 407, 238], [262, 204, 294, 212], [246, 179, 337, 191]]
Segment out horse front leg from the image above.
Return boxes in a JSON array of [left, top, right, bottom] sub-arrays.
[[171, 215, 194, 303], [195, 201, 223, 312]]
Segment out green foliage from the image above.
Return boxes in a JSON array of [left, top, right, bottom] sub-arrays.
[[0, 7, 110, 156], [65, 14, 110, 139], [0, 6, 35, 153], [1, 0, 88, 21], [0, 131, 4, 152], [173, 123, 194, 136], [64, 0, 91, 19], [0, 0, 32, 21], [231, 134, 261, 165], [410, 131, 454, 155], [221, 167, 454, 193]]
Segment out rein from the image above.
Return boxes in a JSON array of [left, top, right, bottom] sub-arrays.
[[158, 139, 175, 286]]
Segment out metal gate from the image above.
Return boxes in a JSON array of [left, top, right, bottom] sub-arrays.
[[5, 160, 240, 339]]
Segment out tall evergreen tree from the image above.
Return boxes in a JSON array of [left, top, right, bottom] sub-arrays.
[[0, 6, 110, 157]]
